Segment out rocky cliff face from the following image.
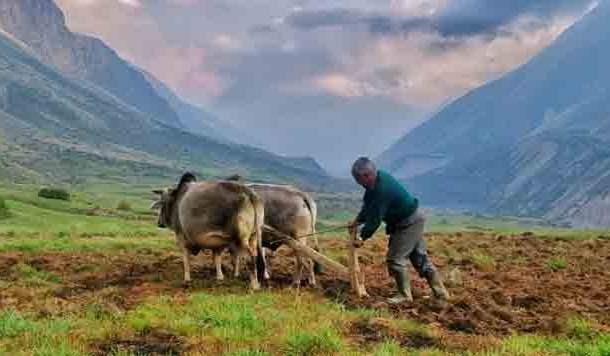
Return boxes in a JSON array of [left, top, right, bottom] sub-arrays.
[[0, 0, 182, 127], [381, 2, 610, 227]]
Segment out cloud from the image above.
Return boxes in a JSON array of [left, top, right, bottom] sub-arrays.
[[67, 0, 141, 7], [309, 14, 577, 106], [312, 73, 379, 98], [52, 0, 597, 170], [287, 0, 593, 37]]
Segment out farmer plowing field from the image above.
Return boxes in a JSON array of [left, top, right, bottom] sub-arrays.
[[348, 157, 450, 304]]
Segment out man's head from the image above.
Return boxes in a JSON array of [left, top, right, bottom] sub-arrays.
[[351, 157, 378, 189]]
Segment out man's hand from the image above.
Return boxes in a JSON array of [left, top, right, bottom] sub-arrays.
[[348, 219, 359, 235], [348, 219, 363, 247], [352, 237, 364, 248]]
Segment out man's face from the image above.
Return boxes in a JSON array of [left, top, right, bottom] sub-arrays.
[[355, 171, 376, 189]]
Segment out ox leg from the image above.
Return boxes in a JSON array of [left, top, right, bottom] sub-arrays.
[[214, 251, 224, 281], [240, 249, 260, 290], [293, 249, 304, 287], [307, 256, 317, 286], [230, 248, 241, 278], [262, 247, 271, 280], [302, 237, 317, 286], [180, 241, 192, 286]]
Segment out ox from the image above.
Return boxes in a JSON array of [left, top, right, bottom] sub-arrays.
[[152, 173, 266, 289], [225, 175, 319, 286]]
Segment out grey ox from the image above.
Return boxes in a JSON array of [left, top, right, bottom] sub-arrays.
[[151, 173, 266, 289], [226, 175, 320, 286]]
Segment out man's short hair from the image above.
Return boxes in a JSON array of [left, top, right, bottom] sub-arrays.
[[351, 157, 377, 179]]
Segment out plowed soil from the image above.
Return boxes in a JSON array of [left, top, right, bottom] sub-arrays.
[[2, 232, 610, 352]]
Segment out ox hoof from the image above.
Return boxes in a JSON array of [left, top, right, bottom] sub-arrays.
[[216, 275, 225, 282], [182, 281, 191, 289]]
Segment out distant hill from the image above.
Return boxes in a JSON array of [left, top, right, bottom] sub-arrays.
[[380, 3, 610, 227], [141, 70, 262, 147], [0, 22, 347, 191], [0, 0, 182, 128]]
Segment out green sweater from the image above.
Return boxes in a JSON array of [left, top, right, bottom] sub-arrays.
[[356, 170, 419, 239]]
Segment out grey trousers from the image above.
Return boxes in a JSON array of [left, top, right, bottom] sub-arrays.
[[386, 210, 436, 279]]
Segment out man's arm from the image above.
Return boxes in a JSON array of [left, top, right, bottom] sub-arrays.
[[349, 192, 369, 239], [360, 195, 385, 240], [356, 202, 367, 223]]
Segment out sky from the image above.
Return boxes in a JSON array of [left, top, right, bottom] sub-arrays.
[[55, 0, 596, 175]]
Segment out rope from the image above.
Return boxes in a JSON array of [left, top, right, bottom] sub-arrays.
[[264, 224, 351, 245]]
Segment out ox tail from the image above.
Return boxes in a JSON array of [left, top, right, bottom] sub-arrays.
[[244, 188, 267, 283], [303, 193, 322, 274]]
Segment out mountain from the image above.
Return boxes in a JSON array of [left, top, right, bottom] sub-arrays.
[[0, 0, 182, 128], [380, 3, 610, 226], [0, 21, 346, 191], [141, 70, 262, 146]]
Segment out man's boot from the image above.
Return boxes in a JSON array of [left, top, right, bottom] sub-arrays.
[[426, 270, 450, 300], [388, 269, 413, 304]]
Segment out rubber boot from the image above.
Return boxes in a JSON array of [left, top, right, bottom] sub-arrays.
[[388, 269, 413, 304], [426, 270, 450, 300]]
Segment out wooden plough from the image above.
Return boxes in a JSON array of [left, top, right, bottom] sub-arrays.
[[263, 225, 369, 298]]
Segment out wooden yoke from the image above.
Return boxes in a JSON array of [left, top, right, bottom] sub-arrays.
[[349, 227, 369, 298]]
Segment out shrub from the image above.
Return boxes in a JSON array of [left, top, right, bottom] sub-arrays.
[[38, 188, 70, 201], [0, 196, 9, 219], [116, 200, 133, 211]]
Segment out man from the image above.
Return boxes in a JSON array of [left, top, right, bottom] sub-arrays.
[[348, 157, 449, 304]]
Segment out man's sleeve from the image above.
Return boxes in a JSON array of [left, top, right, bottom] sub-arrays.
[[356, 204, 367, 224], [355, 190, 371, 223], [360, 195, 385, 240]]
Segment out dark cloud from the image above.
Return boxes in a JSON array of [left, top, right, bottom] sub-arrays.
[[288, 0, 594, 37], [435, 0, 592, 36]]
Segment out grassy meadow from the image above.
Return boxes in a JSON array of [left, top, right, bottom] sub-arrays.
[[1, 182, 609, 355]]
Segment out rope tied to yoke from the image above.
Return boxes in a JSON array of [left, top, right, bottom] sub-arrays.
[[263, 224, 350, 245]]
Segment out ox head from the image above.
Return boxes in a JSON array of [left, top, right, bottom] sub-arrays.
[[151, 188, 175, 229], [151, 172, 198, 229]]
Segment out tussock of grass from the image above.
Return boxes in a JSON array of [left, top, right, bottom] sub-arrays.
[[469, 250, 496, 269], [372, 340, 405, 356], [548, 257, 568, 271], [282, 327, 343, 356], [0, 310, 36, 338], [12, 263, 63, 284], [224, 350, 271, 356], [566, 317, 597, 340]]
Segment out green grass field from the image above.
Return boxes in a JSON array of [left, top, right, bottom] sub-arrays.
[[1, 182, 610, 355]]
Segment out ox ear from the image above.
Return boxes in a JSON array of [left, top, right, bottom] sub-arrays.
[[177, 172, 197, 188], [225, 174, 245, 182], [152, 189, 164, 195]]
